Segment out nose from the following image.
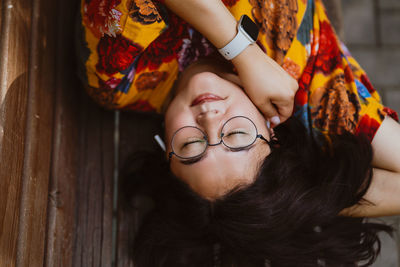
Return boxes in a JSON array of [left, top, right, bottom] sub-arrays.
[[196, 109, 223, 144]]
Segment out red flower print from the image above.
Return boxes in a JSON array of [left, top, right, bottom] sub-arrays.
[[295, 55, 314, 109], [222, 0, 239, 7], [83, 0, 122, 38], [136, 13, 188, 72], [344, 65, 354, 83], [360, 74, 376, 94], [124, 100, 156, 112], [314, 21, 342, 74], [295, 88, 308, 106], [96, 34, 143, 75], [177, 30, 215, 71], [383, 107, 399, 121], [298, 55, 316, 92], [355, 114, 381, 142], [100, 77, 122, 89]]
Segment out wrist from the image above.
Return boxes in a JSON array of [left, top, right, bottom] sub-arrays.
[[231, 44, 264, 71], [196, 6, 238, 48], [218, 15, 259, 60]]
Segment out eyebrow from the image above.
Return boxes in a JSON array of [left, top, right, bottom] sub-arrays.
[[179, 145, 256, 166]]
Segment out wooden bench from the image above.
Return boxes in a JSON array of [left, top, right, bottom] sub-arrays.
[[0, 0, 343, 266]]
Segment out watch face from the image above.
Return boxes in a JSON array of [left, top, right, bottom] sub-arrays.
[[240, 15, 259, 41]]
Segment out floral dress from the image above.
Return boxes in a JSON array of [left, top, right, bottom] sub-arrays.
[[77, 0, 398, 141]]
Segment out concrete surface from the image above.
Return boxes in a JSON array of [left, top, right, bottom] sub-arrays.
[[342, 0, 400, 266]]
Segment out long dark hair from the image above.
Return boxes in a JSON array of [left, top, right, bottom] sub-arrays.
[[121, 117, 392, 267]]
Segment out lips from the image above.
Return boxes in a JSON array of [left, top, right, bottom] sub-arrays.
[[191, 93, 224, 107]]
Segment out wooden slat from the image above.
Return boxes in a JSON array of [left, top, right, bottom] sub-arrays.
[[44, 0, 81, 264], [72, 96, 115, 267], [45, 0, 115, 265], [0, 0, 33, 265], [0, 71, 29, 267], [0, 0, 115, 265], [0, 0, 57, 264], [15, 0, 58, 264], [117, 112, 163, 267]]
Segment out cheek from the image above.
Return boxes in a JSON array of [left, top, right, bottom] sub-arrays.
[[228, 94, 265, 121]]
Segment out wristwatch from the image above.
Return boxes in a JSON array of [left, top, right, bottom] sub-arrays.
[[218, 15, 259, 60]]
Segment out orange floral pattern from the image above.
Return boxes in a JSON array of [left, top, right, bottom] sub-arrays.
[[135, 71, 168, 91], [250, 0, 298, 64], [127, 0, 163, 25], [282, 58, 301, 79], [312, 74, 361, 134]]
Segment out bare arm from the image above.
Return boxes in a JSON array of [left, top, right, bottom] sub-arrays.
[[342, 117, 400, 217], [163, 0, 298, 125]]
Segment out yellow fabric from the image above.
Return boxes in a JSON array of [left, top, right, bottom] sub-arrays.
[[79, 0, 397, 140]]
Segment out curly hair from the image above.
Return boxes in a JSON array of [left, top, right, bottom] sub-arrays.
[[121, 117, 392, 267]]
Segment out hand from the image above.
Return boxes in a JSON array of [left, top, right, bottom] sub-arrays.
[[162, 0, 298, 126], [232, 44, 298, 127]]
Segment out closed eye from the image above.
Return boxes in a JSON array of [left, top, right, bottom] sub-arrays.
[[182, 140, 204, 148], [179, 145, 255, 165], [225, 131, 248, 137]]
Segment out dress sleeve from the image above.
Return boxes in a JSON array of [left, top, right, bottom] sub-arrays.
[[78, 0, 170, 111], [287, 0, 398, 142], [340, 43, 399, 140]]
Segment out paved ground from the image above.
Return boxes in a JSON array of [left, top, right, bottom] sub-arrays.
[[341, 0, 400, 266]]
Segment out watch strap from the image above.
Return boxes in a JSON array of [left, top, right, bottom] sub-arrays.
[[218, 28, 254, 60]]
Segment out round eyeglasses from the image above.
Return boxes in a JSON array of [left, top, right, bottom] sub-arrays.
[[168, 116, 269, 160]]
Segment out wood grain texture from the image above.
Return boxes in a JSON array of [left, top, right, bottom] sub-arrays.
[[16, 0, 58, 264], [0, 0, 32, 265], [45, 0, 115, 265], [0, 0, 57, 264], [71, 95, 115, 267], [0, 73, 29, 267], [45, 1, 82, 265], [1, 0, 115, 265]]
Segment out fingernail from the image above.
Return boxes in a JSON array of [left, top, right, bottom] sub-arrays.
[[266, 120, 271, 129], [271, 116, 280, 125]]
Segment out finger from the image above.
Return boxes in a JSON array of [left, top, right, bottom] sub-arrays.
[[276, 103, 294, 123], [260, 101, 281, 127], [270, 115, 281, 127], [273, 94, 295, 124]]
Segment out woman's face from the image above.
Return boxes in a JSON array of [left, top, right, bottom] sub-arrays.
[[165, 61, 271, 200]]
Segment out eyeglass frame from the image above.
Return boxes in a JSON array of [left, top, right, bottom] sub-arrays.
[[168, 115, 271, 160]]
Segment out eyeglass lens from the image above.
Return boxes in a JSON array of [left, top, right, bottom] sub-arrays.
[[171, 116, 258, 159]]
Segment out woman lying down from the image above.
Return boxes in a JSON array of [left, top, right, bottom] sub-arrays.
[[77, 0, 400, 265]]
